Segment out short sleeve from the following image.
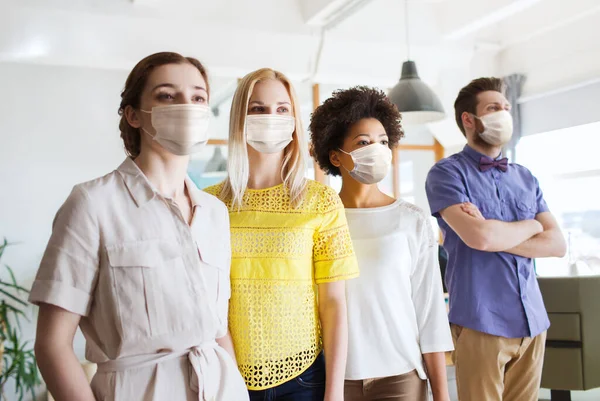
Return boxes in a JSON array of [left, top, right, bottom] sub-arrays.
[[426, 161, 469, 218], [533, 175, 550, 214], [313, 189, 359, 284], [29, 185, 100, 316]]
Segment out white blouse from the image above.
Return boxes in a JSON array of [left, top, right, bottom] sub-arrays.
[[344, 199, 454, 380]]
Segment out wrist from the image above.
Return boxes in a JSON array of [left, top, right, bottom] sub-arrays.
[[431, 390, 451, 401], [324, 393, 343, 401], [532, 219, 544, 234], [324, 385, 344, 401], [430, 382, 450, 401], [525, 219, 542, 235]]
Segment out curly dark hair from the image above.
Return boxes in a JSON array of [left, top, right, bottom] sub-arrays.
[[309, 86, 403, 176]]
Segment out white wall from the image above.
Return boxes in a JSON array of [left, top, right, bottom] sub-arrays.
[[0, 62, 127, 288], [0, 62, 130, 400], [520, 81, 600, 137]]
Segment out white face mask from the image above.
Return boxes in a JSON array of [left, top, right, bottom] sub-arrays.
[[474, 110, 513, 146], [141, 104, 211, 156], [245, 115, 295, 154], [339, 143, 392, 185]]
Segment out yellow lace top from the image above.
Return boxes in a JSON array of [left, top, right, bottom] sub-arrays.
[[204, 180, 359, 390]]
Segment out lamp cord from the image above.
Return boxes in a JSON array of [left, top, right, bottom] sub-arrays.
[[405, 0, 411, 60]]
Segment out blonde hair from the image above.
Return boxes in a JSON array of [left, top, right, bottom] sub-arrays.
[[220, 68, 308, 209]]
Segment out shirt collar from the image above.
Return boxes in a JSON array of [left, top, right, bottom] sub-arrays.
[[117, 158, 202, 208], [462, 144, 504, 164]]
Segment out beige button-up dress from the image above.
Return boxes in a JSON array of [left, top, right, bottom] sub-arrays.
[[29, 158, 249, 401]]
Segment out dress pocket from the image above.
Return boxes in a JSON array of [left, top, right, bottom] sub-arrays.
[[106, 238, 187, 339], [196, 242, 231, 336]]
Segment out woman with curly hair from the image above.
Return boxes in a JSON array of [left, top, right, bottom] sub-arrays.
[[309, 86, 454, 401]]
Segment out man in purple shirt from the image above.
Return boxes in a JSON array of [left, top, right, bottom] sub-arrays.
[[425, 77, 566, 401]]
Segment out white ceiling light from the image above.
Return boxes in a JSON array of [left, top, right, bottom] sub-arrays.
[[130, 0, 161, 5], [302, 0, 374, 28], [443, 0, 544, 41], [3, 37, 49, 61]]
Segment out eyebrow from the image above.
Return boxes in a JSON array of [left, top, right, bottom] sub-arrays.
[[152, 83, 207, 92], [352, 133, 388, 140], [485, 101, 510, 108], [249, 101, 292, 106]]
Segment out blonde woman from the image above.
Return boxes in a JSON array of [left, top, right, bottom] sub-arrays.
[[205, 68, 359, 401]]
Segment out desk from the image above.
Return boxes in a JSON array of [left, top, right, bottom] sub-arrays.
[[538, 274, 600, 401]]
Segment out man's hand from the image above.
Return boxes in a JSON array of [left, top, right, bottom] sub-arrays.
[[460, 202, 485, 220], [506, 211, 567, 258]]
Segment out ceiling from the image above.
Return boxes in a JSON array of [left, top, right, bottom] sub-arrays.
[[2, 0, 597, 89], [1, 0, 599, 145]]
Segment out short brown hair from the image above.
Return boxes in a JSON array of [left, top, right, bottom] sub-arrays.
[[309, 86, 403, 176], [118, 52, 210, 158], [454, 77, 505, 135]]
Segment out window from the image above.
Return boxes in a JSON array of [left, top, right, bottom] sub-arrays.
[[517, 122, 600, 276]]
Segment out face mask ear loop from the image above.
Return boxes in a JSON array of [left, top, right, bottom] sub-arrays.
[[337, 148, 355, 173], [137, 104, 152, 136], [141, 127, 158, 142], [469, 113, 486, 135], [134, 108, 155, 140]]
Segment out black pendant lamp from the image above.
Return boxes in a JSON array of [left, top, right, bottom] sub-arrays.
[[388, 0, 445, 125], [204, 146, 227, 173]]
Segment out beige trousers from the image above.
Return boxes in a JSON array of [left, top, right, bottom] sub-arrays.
[[344, 370, 428, 401], [451, 325, 546, 401]]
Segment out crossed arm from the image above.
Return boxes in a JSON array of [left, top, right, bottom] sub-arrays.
[[440, 203, 567, 258]]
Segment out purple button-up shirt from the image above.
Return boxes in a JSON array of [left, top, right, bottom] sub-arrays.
[[426, 145, 550, 338]]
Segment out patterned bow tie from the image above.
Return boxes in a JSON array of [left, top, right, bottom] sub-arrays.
[[479, 156, 508, 172]]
